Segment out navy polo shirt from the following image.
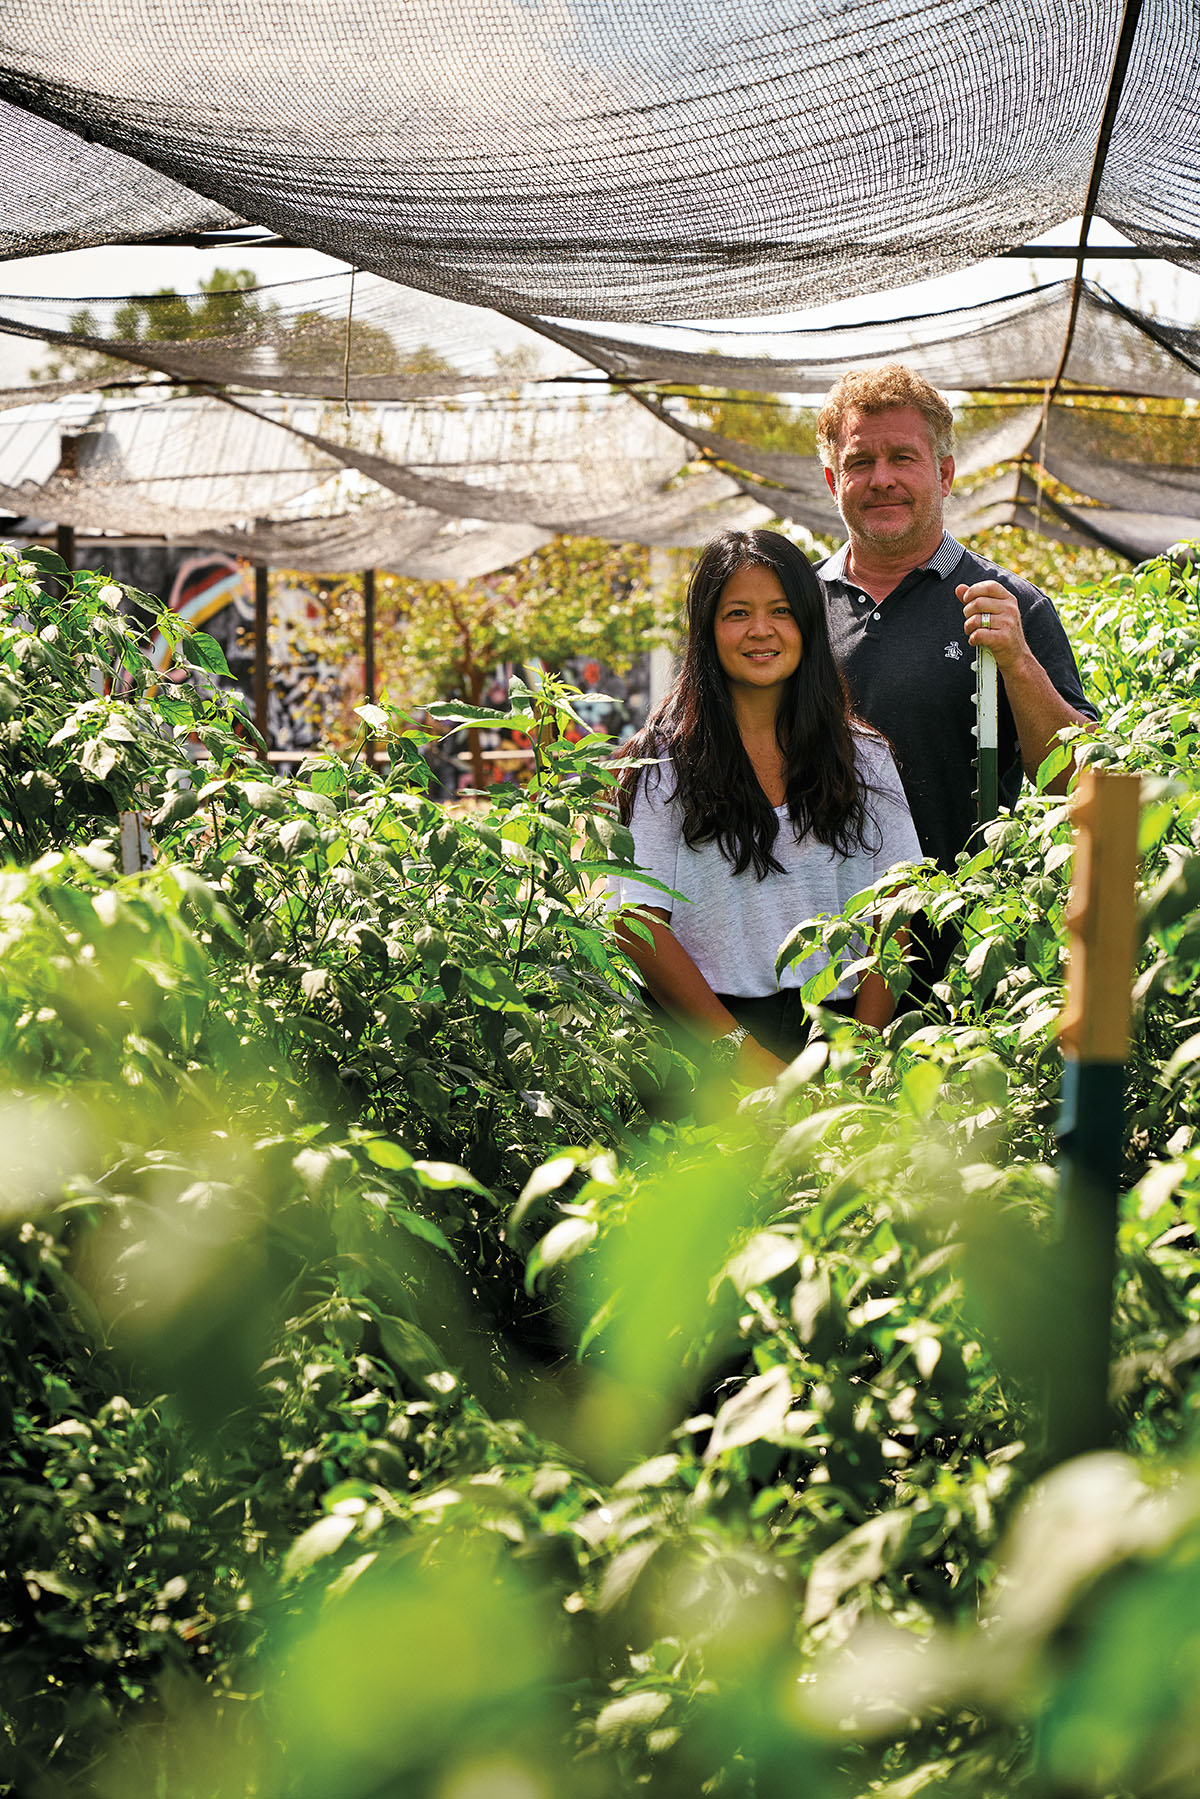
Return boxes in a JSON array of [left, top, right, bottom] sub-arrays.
[[818, 533, 1098, 872]]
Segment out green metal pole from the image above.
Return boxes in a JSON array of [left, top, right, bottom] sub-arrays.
[[975, 643, 999, 828], [1048, 1057, 1126, 1461]]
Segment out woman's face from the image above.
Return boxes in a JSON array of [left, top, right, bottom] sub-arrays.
[[713, 563, 803, 695]]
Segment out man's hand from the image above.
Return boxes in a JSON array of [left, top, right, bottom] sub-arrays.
[[957, 579, 1033, 678], [956, 578, 1093, 790]]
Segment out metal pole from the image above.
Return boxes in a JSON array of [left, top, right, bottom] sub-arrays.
[[1047, 767, 1141, 1464], [363, 568, 376, 704], [56, 523, 75, 576], [975, 644, 999, 828], [254, 563, 270, 756]]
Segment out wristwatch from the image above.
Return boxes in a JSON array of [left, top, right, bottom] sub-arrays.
[[712, 1023, 749, 1065]]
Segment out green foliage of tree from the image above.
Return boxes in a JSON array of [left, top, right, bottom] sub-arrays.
[[30, 268, 272, 385], [1, 544, 1200, 1794], [377, 536, 665, 706], [686, 387, 819, 458], [272, 535, 675, 781], [30, 266, 475, 391], [276, 314, 456, 379]]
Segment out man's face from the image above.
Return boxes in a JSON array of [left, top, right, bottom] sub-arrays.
[[824, 404, 954, 562]]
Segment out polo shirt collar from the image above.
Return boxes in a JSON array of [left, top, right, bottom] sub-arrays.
[[825, 530, 966, 587]]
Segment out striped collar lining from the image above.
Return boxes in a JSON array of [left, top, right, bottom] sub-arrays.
[[824, 530, 964, 585]]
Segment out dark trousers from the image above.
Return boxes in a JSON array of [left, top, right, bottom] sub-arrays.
[[715, 989, 855, 1060], [640, 987, 855, 1078]]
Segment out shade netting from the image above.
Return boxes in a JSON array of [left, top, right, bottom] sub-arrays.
[[1, 267, 1196, 563], [2, 0, 1199, 320]]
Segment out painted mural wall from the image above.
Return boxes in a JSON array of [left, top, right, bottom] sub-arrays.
[[80, 544, 352, 755]]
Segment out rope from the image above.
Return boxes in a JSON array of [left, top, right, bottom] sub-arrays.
[[343, 266, 356, 419]]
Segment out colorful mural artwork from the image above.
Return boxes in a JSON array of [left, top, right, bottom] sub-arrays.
[[148, 553, 253, 675], [130, 551, 350, 754], [265, 580, 351, 756]]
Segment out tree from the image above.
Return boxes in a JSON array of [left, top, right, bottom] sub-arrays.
[[31, 267, 274, 385], [324, 537, 677, 785], [276, 316, 457, 380], [32, 267, 461, 392]]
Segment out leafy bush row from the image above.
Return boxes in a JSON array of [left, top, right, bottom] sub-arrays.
[[1, 544, 1199, 1796]]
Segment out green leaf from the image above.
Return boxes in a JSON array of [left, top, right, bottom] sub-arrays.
[[22, 547, 69, 579], [152, 787, 198, 828], [899, 1059, 943, 1118], [182, 629, 231, 677], [279, 817, 318, 856], [1035, 739, 1075, 791], [1164, 1031, 1200, 1082], [377, 1314, 454, 1391], [518, 1154, 583, 1209], [412, 1159, 489, 1195], [803, 1510, 914, 1624], [963, 932, 1010, 1001], [594, 1691, 670, 1740], [296, 788, 337, 817], [78, 737, 118, 782], [461, 965, 529, 1011], [390, 1207, 460, 1263], [427, 701, 534, 729], [301, 968, 330, 1002], [791, 1271, 832, 1344], [239, 780, 290, 818], [362, 1137, 413, 1171], [720, 1231, 800, 1298], [282, 1513, 358, 1581], [705, 1365, 793, 1460], [525, 1216, 597, 1292]]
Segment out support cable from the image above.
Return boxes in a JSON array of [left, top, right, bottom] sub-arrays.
[[1031, 0, 1147, 525]]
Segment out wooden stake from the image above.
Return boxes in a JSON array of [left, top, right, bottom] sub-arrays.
[[1058, 767, 1142, 1062], [1047, 765, 1142, 1464]]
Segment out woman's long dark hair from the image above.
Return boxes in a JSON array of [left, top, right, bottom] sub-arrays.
[[616, 529, 878, 878]]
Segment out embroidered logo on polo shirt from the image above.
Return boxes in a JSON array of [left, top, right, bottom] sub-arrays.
[[944, 640, 963, 661]]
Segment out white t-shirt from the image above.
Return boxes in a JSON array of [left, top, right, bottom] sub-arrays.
[[610, 733, 921, 1000]]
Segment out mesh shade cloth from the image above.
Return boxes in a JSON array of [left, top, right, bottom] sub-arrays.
[[2, 1, 1199, 319], [1, 261, 1197, 563], [196, 515, 554, 580], [0, 98, 242, 258], [539, 285, 1200, 400], [1041, 404, 1200, 518], [0, 272, 586, 404], [0, 391, 767, 564]]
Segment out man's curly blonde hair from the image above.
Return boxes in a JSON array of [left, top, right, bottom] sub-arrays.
[[817, 364, 955, 470]]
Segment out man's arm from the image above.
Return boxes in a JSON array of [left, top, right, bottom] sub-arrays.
[[958, 579, 1095, 794]]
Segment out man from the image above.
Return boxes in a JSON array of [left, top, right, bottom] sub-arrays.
[[816, 364, 1098, 873]]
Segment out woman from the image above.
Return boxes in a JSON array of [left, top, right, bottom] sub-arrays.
[[611, 528, 921, 1083]]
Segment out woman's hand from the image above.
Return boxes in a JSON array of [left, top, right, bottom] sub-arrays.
[[735, 1036, 789, 1084]]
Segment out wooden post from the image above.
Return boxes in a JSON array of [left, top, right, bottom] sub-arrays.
[[1048, 766, 1141, 1463], [55, 434, 78, 598], [254, 563, 270, 757]]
